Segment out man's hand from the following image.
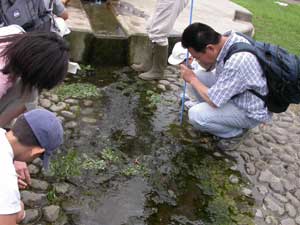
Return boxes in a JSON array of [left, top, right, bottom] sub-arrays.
[[13, 161, 31, 189], [180, 64, 197, 83]]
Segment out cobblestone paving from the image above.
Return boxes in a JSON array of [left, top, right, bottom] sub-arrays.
[[225, 110, 300, 225]]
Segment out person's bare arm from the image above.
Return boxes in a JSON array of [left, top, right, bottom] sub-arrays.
[[59, 10, 69, 20], [0, 214, 17, 225], [180, 64, 216, 107], [14, 161, 31, 189], [0, 104, 26, 127]]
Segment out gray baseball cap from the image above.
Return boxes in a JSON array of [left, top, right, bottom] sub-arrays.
[[24, 109, 64, 169]]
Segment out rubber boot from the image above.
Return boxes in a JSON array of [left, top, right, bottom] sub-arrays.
[[131, 43, 153, 72], [131, 57, 152, 72], [138, 43, 168, 81]]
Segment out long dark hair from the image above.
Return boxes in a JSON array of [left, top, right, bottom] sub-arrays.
[[0, 32, 69, 91]]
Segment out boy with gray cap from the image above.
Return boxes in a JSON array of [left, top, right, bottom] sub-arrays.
[[0, 109, 63, 225]]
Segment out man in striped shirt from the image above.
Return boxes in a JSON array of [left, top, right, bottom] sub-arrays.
[[180, 23, 272, 150]]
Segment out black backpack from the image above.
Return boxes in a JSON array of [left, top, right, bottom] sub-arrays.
[[224, 33, 300, 113], [0, 0, 53, 32]]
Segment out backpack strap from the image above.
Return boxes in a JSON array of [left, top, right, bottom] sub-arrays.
[[224, 42, 267, 103]]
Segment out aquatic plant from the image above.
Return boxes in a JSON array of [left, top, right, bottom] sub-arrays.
[[146, 90, 162, 109], [101, 148, 120, 163], [81, 154, 107, 170], [47, 188, 59, 204], [54, 83, 100, 100], [122, 163, 149, 177], [50, 150, 82, 181]]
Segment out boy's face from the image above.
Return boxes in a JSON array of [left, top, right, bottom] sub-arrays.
[[14, 146, 45, 162]]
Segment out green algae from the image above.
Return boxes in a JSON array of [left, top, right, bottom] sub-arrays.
[[54, 83, 101, 100]]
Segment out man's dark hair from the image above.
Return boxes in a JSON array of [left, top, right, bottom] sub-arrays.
[[0, 32, 69, 92], [181, 23, 221, 52], [11, 115, 40, 147]]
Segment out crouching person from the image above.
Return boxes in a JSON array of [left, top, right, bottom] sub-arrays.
[[180, 23, 272, 151], [0, 109, 63, 225]]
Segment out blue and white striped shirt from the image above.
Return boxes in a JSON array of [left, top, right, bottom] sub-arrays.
[[207, 31, 272, 122]]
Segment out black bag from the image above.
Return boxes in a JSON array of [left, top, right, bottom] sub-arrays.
[[224, 33, 300, 113], [0, 0, 53, 32]]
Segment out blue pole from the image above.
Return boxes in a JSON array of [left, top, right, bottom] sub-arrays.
[[180, 0, 194, 125]]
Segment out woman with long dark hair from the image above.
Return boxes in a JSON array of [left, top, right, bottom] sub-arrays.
[[0, 28, 69, 127]]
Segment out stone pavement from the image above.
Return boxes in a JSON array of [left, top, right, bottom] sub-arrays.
[[227, 110, 300, 225]]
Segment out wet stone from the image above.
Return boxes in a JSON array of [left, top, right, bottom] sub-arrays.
[[229, 175, 239, 184], [282, 179, 297, 192], [21, 191, 47, 207], [49, 94, 59, 102], [257, 185, 269, 195], [241, 152, 251, 162], [262, 133, 276, 143], [265, 215, 279, 225], [61, 111, 76, 120], [242, 187, 252, 197], [30, 179, 49, 191], [245, 162, 256, 175], [285, 202, 297, 218], [81, 108, 94, 115], [28, 164, 40, 175], [157, 84, 166, 91], [294, 189, 300, 200], [39, 99, 51, 108], [258, 146, 273, 155], [279, 153, 295, 163], [259, 170, 279, 183], [53, 182, 70, 194], [242, 147, 260, 159], [286, 192, 300, 207], [281, 218, 296, 225], [167, 77, 177, 82], [23, 209, 39, 224], [256, 209, 263, 218], [269, 180, 284, 194], [213, 152, 222, 158], [281, 116, 294, 123], [296, 216, 300, 225], [264, 195, 285, 215], [169, 83, 180, 91], [254, 135, 265, 145], [50, 102, 67, 112], [243, 138, 256, 147], [32, 158, 43, 168], [65, 99, 79, 104], [57, 116, 65, 124], [273, 192, 288, 203], [276, 121, 292, 129], [69, 105, 80, 113], [42, 205, 60, 222], [81, 117, 97, 124], [83, 100, 94, 107], [158, 80, 170, 86], [269, 165, 286, 178], [255, 160, 268, 171], [64, 121, 77, 129]]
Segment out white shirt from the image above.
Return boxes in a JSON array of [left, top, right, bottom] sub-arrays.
[[0, 128, 20, 214]]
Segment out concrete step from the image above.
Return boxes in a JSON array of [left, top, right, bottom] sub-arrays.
[[65, 0, 254, 65]]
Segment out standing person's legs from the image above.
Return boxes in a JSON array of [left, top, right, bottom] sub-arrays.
[[188, 102, 260, 138]]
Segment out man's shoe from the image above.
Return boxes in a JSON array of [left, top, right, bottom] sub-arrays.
[[217, 130, 249, 151]]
